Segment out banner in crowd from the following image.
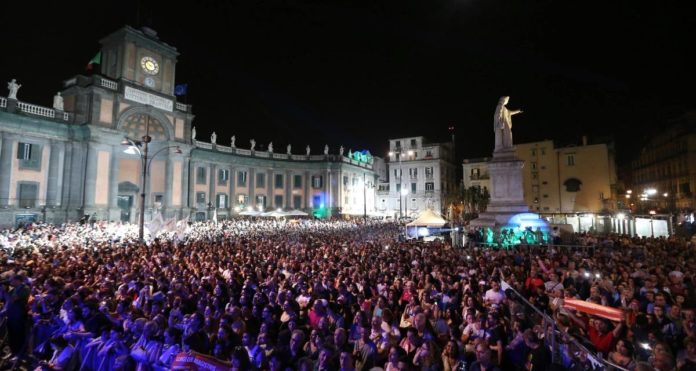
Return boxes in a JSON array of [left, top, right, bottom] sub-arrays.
[[562, 299, 624, 322], [171, 351, 231, 371]]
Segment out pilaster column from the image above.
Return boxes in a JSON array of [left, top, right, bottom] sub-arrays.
[[229, 166, 235, 212], [304, 171, 310, 209], [164, 156, 173, 211], [108, 147, 118, 210], [249, 168, 255, 207], [0, 135, 14, 207], [267, 169, 273, 208], [184, 161, 198, 210], [209, 163, 216, 209], [285, 170, 291, 208], [83, 144, 97, 208]]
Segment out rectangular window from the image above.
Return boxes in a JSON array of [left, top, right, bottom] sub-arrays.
[[396, 183, 401, 193], [17, 142, 32, 160], [425, 150, 433, 158], [196, 167, 207, 184], [410, 139, 416, 147], [18, 183, 38, 208], [343, 176, 349, 186], [153, 194, 164, 206], [567, 154, 575, 166], [531, 162, 537, 170], [425, 167, 434, 178], [312, 175, 323, 189], [425, 182, 434, 191], [395, 140, 401, 148], [218, 169, 229, 185], [196, 192, 206, 205], [236, 194, 248, 206], [294, 175, 302, 188], [216, 194, 227, 208], [541, 148, 546, 155], [275, 174, 283, 189], [237, 171, 247, 187], [256, 173, 266, 188], [293, 195, 302, 209], [531, 149, 536, 156], [274, 195, 283, 208], [17, 142, 41, 170], [411, 183, 417, 193]]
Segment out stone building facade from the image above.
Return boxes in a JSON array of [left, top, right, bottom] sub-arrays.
[[463, 138, 617, 214], [376, 136, 456, 218], [0, 26, 375, 227]]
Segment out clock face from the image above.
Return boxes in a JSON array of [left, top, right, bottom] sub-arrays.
[[140, 56, 160, 75]]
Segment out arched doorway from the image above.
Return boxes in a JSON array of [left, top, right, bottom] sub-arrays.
[[117, 181, 139, 222]]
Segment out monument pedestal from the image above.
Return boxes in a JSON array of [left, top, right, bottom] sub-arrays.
[[470, 148, 544, 231]]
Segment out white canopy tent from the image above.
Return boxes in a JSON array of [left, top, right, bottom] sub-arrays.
[[260, 211, 287, 218], [287, 210, 309, 216], [406, 209, 448, 227]]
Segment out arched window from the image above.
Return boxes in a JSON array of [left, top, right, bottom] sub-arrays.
[[563, 178, 582, 192], [121, 113, 168, 140]]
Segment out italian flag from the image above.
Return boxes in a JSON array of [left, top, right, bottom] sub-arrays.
[[86, 52, 101, 71]]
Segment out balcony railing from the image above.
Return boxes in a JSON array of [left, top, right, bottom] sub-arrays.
[[99, 77, 118, 90], [175, 102, 188, 112]]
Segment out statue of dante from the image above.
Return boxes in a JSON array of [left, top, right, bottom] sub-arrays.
[[324, 145, 329, 155], [287, 144, 292, 155], [306, 145, 311, 156], [268, 142, 273, 153], [211, 131, 217, 144], [339, 145, 344, 156], [230, 135, 236, 147], [250, 139, 256, 151], [191, 126, 197, 140], [494, 96, 522, 151]]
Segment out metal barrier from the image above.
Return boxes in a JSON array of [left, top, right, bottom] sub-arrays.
[[502, 281, 630, 371]]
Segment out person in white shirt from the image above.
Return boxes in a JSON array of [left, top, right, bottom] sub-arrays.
[[484, 281, 506, 306]]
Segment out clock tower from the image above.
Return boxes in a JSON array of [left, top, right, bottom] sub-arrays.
[[98, 26, 179, 95]]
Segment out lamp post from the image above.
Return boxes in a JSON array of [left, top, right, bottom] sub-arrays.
[[401, 188, 409, 218], [363, 173, 367, 220], [389, 149, 413, 219], [121, 113, 182, 241], [649, 209, 656, 238], [362, 173, 374, 220]]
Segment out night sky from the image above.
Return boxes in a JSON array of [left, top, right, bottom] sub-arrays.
[[1, 1, 694, 170]]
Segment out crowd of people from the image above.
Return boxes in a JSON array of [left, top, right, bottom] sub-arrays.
[[0, 218, 695, 371]]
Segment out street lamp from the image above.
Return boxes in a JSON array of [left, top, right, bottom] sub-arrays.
[[390, 149, 411, 218], [362, 173, 374, 220], [401, 188, 409, 218], [649, 209, 656, 237], [121, 113, 182, 241]]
